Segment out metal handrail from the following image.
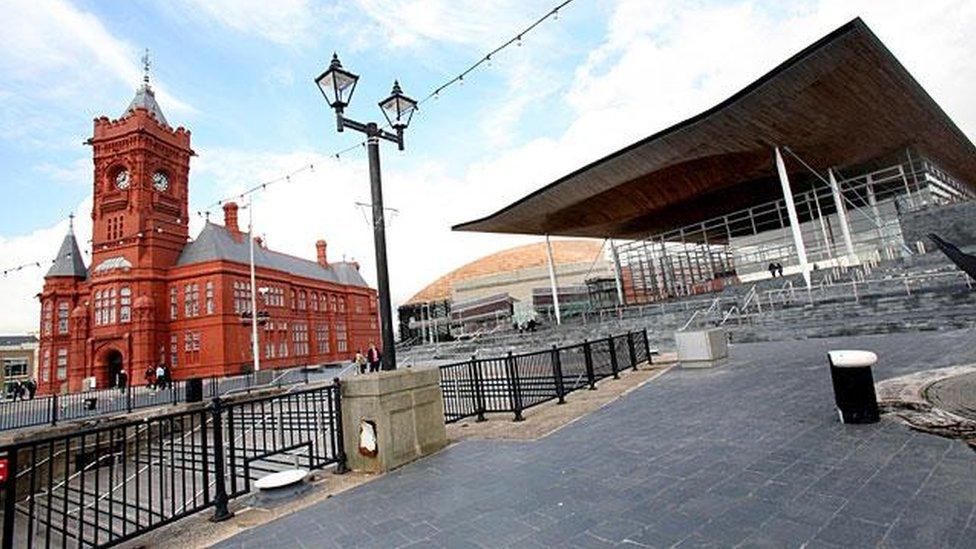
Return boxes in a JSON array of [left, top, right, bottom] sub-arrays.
[[719, 306, 740, 326]]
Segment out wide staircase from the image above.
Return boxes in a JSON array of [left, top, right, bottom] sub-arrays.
[[400, 249, 976, 361]]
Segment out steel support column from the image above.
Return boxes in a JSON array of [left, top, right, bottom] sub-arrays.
[[775, 147, 811, 288], [610, 240, 625, 306], [829, 168, 857, 264], [545, 235, 562, 325]]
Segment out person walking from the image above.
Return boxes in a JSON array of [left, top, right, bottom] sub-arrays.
[[776, 262, 785, 277], [162, 364, 172, 390], [768, 262, 778, 278], [354, 350, 367, 375], [12, 381, 24, 401], [116, 370, 128, 393], [155, 363, 167, 390], [146, 365, 157, 390], [366, 343, 381, 373], [25, 379, 36, 400]]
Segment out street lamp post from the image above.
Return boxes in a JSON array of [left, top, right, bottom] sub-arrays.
[[315, 53, 417, 371]]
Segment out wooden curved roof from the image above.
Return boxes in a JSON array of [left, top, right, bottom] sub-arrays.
[[405, 240, 604, 305], [454, 18, 976, 239]]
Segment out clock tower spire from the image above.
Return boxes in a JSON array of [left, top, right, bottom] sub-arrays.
[[88, 52, 193, 273]]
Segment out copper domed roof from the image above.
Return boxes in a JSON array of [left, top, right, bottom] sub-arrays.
[[406, 239, 605, 305]]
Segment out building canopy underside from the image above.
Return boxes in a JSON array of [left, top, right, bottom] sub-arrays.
[[453, 18, 976, 241]]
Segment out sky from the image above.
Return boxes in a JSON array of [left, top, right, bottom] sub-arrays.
[[1, 0, 976, 334]]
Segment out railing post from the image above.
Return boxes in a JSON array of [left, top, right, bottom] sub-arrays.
[[583, 340, 596, 390], [505, 352, 524, 422], [2, 446, 19, 548], [50, 393, 58, 425], [332, 378, 349, 474], [551, 345, 565, 404], [642, 329, 651, 366], [126, 382, 133, 413], [608, 336, 619, 379], [209, 397, 234, 522], [467, 356, 486, 422], [627, 332, 638, 371]]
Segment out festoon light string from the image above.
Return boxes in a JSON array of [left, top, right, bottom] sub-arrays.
[[8, 0, 577, 276], [197, 0, 576, 218]]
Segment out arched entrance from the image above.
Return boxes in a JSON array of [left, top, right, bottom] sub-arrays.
[[105, 350, 124, 388]]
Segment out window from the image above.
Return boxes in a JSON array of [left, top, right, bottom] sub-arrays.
[[338, 296, 346, 313], [42, 350, 50, 382], [293, 323, 309, 355], [263, 287, 284, 307], [311, 292, 318, 311], [170, 333, 178, 368], [119, 287, 131, 323], [316, 324, 330, 354], [336, 321, 347, 353], [184, 283, 199, 317], [298, 291, 307, 311], [355, 297, 363, 314], [56, 348, 68, 380], [205, 281, 215, 315], [290, 289, 297, 309], [94, 289, 115, 325], [107, 288, 117, 324], [233, 281, 252, 313], [183, 331, 201, 363], [3, 358, 28, 379], [170, 287, 178, 319], [42, 302, 52, 335], [329, 294, 337, 312], [57, 301, 70, 333]]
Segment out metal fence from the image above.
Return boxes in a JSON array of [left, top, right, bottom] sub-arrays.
[[439, 329, 651, 423], [0, 383, 345, 548], [0, 366, 326, 433]]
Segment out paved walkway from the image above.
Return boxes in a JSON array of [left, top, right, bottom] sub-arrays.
[[217, 330, 976, 548]]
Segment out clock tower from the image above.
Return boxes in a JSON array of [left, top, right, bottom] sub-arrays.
[[88, 53, 193, 273]]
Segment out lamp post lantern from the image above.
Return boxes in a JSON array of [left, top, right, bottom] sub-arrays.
[[315, 53, 417, 371]]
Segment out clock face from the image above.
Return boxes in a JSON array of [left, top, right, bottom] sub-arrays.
[[115, 170, 130, 190], [152, 171, 169, 192]]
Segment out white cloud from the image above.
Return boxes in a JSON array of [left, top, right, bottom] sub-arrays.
[[0, 0, 192, 140], [0, 198, 92, 334], [173, 0, 318, 46]]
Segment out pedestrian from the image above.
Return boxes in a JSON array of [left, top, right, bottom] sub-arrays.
[[155, 363, 166, 390], [145, 365, 157, 390], [366, 343, 381, 373], [25, 378, 36, 400], [768, 262, 777, 278], [776, 262, 785, 277], [12, 381, 24, 401], [162, 364, 172, 389], [117, 370, 128, 393], [354, 350, 367, 374]]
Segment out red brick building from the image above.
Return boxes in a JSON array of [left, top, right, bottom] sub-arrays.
[[37, 78, 379, 394]]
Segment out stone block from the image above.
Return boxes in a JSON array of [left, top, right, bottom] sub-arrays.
[[675, 328, 728, 367], [339, 368, 447, 473]]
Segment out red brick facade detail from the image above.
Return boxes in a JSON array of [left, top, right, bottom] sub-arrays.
[[37, 93, 379, 394]]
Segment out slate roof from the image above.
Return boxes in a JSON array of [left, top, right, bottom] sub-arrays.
[[46, 227, 88, 279], [123, 84, 169, 126], [0, 335, 38, 347], [177, 222, 368, 287]]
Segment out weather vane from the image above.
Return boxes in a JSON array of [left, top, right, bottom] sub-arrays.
[[141, 48, 151, 85]]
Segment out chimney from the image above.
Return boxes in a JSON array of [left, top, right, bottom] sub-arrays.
[[254, 236, 264, 248], [223, 202, 240, 233], [316, 239, 329, 268]]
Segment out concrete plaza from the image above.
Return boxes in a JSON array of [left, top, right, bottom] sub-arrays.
[[217, 330, 976, 548]]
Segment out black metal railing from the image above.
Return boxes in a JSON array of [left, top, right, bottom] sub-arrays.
[[0, 365, 327, 433], [439, 329, 651, 423], [0, 382, 345, 548]]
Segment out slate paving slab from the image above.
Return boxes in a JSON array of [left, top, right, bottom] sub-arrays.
[[215, 330, 976, 548]]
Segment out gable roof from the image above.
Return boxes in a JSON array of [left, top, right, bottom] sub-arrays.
[[46, 227, 88, 279], [0, 335, 38, 347], [453, 18, 976, 239], [177, 222, 369, 287]]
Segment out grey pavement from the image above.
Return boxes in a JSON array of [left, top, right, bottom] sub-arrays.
[[217, 329, 976, 548]]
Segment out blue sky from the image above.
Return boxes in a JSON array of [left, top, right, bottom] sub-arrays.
[[2, 0, 976, 332]]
